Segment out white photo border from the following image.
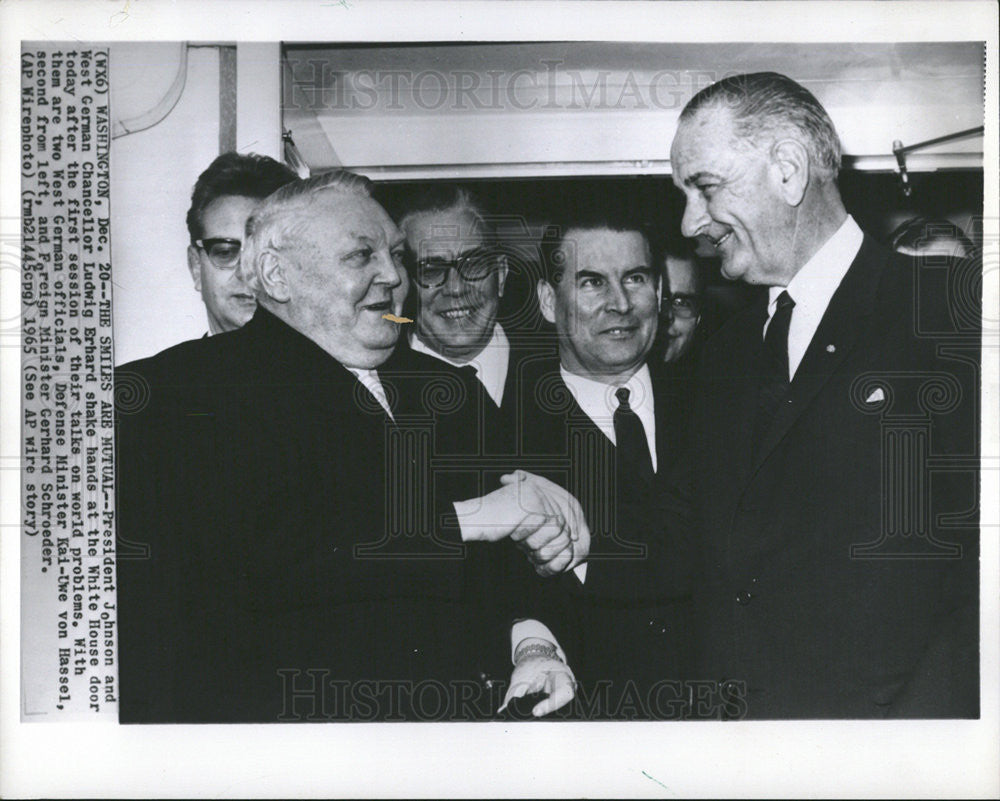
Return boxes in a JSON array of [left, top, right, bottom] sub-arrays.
[[1, 1, 997, 797]]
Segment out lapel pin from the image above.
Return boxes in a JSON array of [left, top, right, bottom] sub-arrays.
[[826, 344, 836, 353]]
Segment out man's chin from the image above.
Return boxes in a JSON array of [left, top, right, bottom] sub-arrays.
[[351, 339, 398, 369], [589, 344, 647, 373], [425, 325, 491, 354]]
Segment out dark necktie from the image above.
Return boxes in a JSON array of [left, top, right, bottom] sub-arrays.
[[752, 290, 795, 454], [613, 386, 654, 500]]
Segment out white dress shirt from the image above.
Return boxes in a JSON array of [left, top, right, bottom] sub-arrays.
[[558, 363, 658, 473], [764, 215, 864, 380], [347, 367, 394, 421], [409, 324, 510, 408], [558, 362, 658, 583]]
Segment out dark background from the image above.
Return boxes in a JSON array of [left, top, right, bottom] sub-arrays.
[[376, 170, 984, 339]]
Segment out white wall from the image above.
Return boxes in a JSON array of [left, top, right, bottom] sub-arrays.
[[111, 43, 221, 364]]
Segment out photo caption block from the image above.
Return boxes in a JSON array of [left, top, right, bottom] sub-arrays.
[[20, 43, 117, 720]]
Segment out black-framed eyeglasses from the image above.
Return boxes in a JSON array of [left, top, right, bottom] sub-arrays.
[[665, 293, 701, 319], [195, 238, 242, 270], [410, 247, 502, 289]]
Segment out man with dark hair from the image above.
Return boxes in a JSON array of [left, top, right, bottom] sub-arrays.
[[184, 152, 298, 334], [656, 236, 705, 368], [116, 170, 584, 722], [518, 212, 694, 718]]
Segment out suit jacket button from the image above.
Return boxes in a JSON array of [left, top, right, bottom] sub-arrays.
[[736, 591, 753, 605]]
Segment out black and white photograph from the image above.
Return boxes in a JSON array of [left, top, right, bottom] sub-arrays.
[[2, 0, 998, 797]]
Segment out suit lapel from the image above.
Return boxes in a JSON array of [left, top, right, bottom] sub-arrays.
[[749, 236, 887, 475], [711, 301, 770, 502]]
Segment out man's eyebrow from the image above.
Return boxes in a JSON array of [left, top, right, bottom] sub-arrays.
[[683, 171, 722, 187], [575, 269, 607, 281], [339, 234, 377, 260], [421, 243, 483, 260]]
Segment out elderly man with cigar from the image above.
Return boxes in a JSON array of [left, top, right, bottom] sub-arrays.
[[116, 170, 585, 722]]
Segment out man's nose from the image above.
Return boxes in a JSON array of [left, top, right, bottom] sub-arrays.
[[680, 196, 710, 239], [375, 250, 403, 286], [605, 282, 633, 314], [443, 264, 468, 295]]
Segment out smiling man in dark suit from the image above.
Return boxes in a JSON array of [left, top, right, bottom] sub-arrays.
[[533, 72, 979, 719], [115, 170, 585, 722], [515, 210, 695, 719], [661, 72, 978, 718], [390, 186, 548, 455]]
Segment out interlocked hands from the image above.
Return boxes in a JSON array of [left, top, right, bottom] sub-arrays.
[[454, 470, 590, 576]]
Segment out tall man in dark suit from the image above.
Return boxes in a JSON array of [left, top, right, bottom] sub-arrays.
[[115, 170, 585, 723], [516, 212, 694, 718], [656, 71, 978, 717], [535, 72, 979, 718]]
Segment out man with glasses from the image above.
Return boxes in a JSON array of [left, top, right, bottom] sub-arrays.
[[393, 186, 534, 450], [657, 240, 705, 369], [185, 152, 298, 334]]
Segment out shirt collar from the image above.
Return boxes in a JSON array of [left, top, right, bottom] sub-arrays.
[[558, 363, 658, 472], [764, 215, 864, 380], [769, 214, 864, 313], [409, 324, 510, 407], [346, 367, 394, 420]]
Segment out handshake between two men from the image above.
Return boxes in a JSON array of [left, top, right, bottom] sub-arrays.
[[453, 470, 591, 717]]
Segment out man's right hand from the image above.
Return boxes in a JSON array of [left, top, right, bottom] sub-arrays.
[[453, 478, 570, 548], [452, 472, 587, 572], [499, 470, 591, 575]]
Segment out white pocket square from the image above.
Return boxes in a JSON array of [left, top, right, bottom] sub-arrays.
[[865, 388, 885, 403]]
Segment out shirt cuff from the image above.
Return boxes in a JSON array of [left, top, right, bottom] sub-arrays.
[[510, 619, 567, 664], [452, 499, 478, 542], [573, 562, 588, 584]]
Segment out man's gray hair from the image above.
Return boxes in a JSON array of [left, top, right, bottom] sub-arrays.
[[397, 183, 497, 242], [238, 169, 374, 295], [681, 72, 842, 179]]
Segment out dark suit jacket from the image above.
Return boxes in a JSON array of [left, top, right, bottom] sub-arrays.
[[675, 235, 979, 718], [115, 308, 548, 723], [515, 356, 695, 719], [388, 331, 556, 457]]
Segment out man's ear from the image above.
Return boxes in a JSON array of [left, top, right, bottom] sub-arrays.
[[771, 138, 809, 207], [187, 245, 202, 291], [496, 254, 509, 298], [258, 250, 290, 304], [537, 278, 557, 324]]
